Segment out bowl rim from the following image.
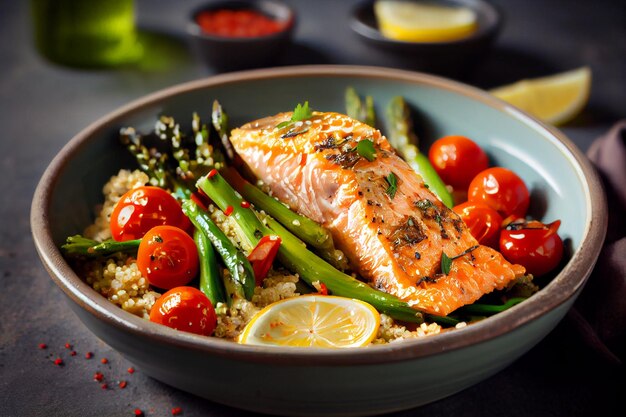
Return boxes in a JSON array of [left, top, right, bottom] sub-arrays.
[[31, 65, 607, 366], [187, 0, 296, 42], [350, 0, 502, 47]]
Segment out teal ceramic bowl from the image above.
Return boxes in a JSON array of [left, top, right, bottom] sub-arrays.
[[31, 66, 607, 416]]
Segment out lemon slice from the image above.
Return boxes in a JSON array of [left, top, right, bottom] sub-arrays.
[[374, 0, 477, 42], [239, 295, 380, 348], [490, 67, 592, 125]]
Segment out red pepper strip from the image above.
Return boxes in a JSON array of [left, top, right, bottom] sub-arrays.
[[191, 191, 211, 212], [318, 282, 328, 295], [247, 235, 282, 285]]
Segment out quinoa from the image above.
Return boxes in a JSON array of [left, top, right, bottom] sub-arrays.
[[372, 314, 442, 344], [83, 255, 160, 319], [214, 271, 300, 340]]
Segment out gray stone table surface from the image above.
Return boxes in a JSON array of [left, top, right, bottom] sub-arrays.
[[1, 0, 624, 416]]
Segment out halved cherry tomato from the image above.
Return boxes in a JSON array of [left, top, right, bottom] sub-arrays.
[[110, 186, 191, 241], [149, 286, 216, 336], [428, 135, 489, 190], [137, 225, 199, 290], [247, 235, 281, 285], [453, 201, 503, 248], [468, 167, 530, 218], [499, 219, 563, 276]]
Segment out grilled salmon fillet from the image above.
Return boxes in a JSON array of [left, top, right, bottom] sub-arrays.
[[230, 112, 525, 316]]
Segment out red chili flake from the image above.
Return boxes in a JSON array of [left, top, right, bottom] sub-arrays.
[[208, 169, 218, 178], [101, 358, 109, 364], [101, 383, 108, 390], [94, 372, 104, 382], [240, 200, 250, 208], [224, 205, 234, 216], [53, 358, 63, 366], [134, 409, 143, 416], [318, 283, 328, 295], [85, 352, 93, 359], [38, 343, 47, 349], [171, 406, 183, 415], [119, 381, 128, 389], [127, 367, 135, 374], [298, 153, 307, 166], [70, 351, 77, 356], [64, 343, 72, 349]]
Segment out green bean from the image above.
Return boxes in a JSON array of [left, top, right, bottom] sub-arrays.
[[182, 200, 255, 303], [61, 235, 140, 257], [194, 228, 226, 306], [459, 297, 527, 315]]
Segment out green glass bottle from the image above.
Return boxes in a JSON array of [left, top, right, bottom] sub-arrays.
[[31, 0, 142, 67]]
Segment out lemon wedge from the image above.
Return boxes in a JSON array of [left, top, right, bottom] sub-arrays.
[[239, 295, 380, 348], [490, 67, 592, 125], [374, 0, 477, 42]]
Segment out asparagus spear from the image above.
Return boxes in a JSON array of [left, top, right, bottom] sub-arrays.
[[196, 171, 440, 324], [345, 87, 376, 127], [212, 100, 236, 162], [182, 200, 255, 303], [62, 235, 140, 257], [365, 95, 376, 128], [386, 96, 455, 208], [221, 168, 347, 270], [194, 228, 226, 306]]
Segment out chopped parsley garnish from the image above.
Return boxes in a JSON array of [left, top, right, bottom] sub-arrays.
[[441, 253, 453, 275], [356, 139, 377, 162], [441, 245, 479, 275], [276, 101, 313, 129], [385, 172, 398, 199]]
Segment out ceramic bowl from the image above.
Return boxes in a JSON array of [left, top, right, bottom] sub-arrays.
[[351, 0, 501, 77], [31, 65, 606, 417], [187, 0, 296, 71]]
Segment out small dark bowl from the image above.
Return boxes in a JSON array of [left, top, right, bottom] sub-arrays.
[[351, 0, 501, 77], [187, 0, 295, 72]]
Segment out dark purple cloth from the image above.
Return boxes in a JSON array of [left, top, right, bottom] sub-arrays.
[[572, 121, 626, 365]]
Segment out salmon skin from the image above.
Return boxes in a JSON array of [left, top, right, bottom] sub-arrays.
[[229, 112, 525, 316]]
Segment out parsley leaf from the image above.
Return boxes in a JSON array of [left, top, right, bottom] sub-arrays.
[[356, 139, 377, 162], [277, 101, 313, 129], [292, 101, 312, 121], [440, 252, 452, 275], [385, 172, 398, 199], [441, 245, 479, 275]]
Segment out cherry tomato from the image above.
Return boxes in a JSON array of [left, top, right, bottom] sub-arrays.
[[428, 135, 489, 190], [110, 186, 191, 241], [499, 219, 563, 277], [137, 225, 199, 290], [453, 201, 503, 248], [149, 286, 217, 336], [468, 167, 530, 218], [247, 235, 281, 285]]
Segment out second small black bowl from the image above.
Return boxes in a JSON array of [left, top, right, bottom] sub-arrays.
[[187, 0, 296, 72], [351, 0, 501, 78]]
